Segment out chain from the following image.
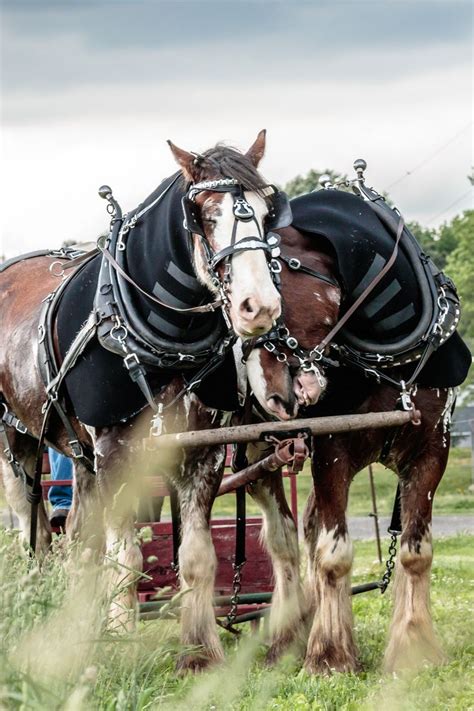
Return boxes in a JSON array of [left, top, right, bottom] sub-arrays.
[[226, 561, 245, 628], [379, 531, 399, 593]]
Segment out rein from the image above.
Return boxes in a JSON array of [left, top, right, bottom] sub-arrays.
[[305, 216, 405, 363], [99, 246, 223, 314]]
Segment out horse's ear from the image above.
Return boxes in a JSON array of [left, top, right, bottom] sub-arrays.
[[167, 140, 198, 181], [245, 129, 266, 167]]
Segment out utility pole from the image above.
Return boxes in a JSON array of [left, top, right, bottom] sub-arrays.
[[470, 420, 474, 488]]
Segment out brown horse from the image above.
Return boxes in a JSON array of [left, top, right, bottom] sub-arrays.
[[243, 222, 469, 673], [0, 132, 294, 671]]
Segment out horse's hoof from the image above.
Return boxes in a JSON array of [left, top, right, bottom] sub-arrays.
[[383, 645, 446, 674], [265, 631, 301, 666], [176, 650, 222, 675], [304, 655, 362, 675]]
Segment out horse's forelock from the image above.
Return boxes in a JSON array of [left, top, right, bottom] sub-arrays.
[[201, 144, 268, 193]]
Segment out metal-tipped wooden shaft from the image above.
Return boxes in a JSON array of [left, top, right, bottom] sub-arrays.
[[147, 410, 420, 450]]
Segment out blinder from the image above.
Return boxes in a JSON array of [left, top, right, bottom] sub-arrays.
[[182, 195, 206, 237], [265, 188, 293, 231]]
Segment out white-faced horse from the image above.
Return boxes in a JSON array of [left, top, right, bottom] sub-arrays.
[[0, 132, 291, 670]]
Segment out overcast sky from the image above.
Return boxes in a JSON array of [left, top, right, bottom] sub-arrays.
[[1, 0, 472, 258]]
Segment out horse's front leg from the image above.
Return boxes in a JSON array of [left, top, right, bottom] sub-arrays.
[[67, 460, 103, 552], [246, 444, 305, 663], [94, 426, 143, 632], [303, 446, 359, 674], [384, 435, 449, 672], [174, 443, 226, 672]]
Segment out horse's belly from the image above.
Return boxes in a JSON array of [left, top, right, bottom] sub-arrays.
[[0, 257, 63, 428]]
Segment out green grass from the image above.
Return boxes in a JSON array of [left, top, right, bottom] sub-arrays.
[[211, 447, 474, 519], [0, 530, 473, 709], [1, 448, 472, 520]]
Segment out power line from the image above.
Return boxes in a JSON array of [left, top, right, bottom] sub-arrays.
[[426, 189, 473, 225], [385, 122, 472, 191]]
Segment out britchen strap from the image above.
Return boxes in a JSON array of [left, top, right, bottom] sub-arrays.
[[28, 400, 53, 553], [0, 419, 34, 487]]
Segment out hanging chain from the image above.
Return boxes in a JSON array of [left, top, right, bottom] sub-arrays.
[[226, 561, 245, 628], [379, 531, 399, 593]]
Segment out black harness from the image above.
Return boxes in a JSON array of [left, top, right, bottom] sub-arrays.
[[89, 176, 291, 429], [0, 170, 292, 553], [245, 165, 462, 415]]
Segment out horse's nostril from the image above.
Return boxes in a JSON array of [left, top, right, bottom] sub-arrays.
[[268, 393, 294, 417], [240, 297, 258, 317]]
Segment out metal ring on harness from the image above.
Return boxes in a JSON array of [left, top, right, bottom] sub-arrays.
[[49, 261, 65, 278], [110, 321, 128, 344]]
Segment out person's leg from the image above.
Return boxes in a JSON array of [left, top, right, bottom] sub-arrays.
[[48, 448, 74, 527]]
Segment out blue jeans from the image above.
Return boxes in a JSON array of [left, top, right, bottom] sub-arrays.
[[48, 448, 73, 511]]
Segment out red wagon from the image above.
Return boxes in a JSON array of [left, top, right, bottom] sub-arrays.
[[41, 446, 300, 627], [41, 410, 412, 626]]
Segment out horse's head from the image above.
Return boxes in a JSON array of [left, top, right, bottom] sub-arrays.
[[244, 227, 341, 420], [168, 131, 287, 338]]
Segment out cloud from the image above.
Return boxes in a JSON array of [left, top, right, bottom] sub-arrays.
[[1, 0, 471, 98], [0, 0, 472, 256]]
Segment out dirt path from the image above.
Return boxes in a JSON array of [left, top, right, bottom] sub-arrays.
[[347, 514, 473, 540], [2, 509, 473, 539]]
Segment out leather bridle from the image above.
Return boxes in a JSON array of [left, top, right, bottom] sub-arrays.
[[182, 178, 287, 319], [241, 255, 341, 386]]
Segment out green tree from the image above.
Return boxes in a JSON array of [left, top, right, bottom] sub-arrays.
[[445, 210, 474, 341], [444, 210, 474, 403], [283, 169, 348, 198], [407, 221, 458, 271]]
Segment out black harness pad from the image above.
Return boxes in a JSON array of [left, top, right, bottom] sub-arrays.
[[56, 257, 174, 427], [290, 189, 471, 389], [56, 256, 239, 427], [402, 331, 471, 388], [291, 190, 423, 345]]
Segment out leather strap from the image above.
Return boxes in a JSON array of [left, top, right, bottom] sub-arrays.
[[61, 247, 100, 271], [388, 484, 402, 535], [169, 484, 181, 573], [0, 420, 34, 487], [209, 236, 271, 270], [279, 253, 340, 288], [310, 216, 405, 359], [99, 246, 223, 314], [29, 401, 53, 553], [235, 484, 247, 568]]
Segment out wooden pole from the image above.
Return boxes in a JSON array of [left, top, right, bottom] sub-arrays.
[[146, 410, 420, 450]]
